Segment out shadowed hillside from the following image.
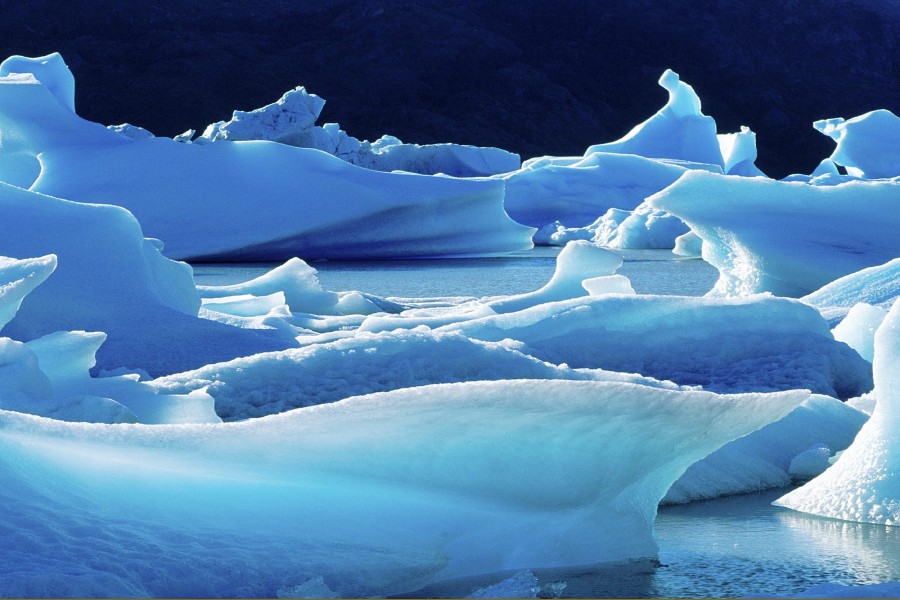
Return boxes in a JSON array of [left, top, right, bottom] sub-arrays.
[[3, 0, 898, 177]]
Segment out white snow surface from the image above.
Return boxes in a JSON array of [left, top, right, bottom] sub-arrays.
[[775, 298, 900, 524], [0, 56, 533, 261], [0, 380, 808, 597], [650, 171, 900, 297], [814, 109, 900, 179]]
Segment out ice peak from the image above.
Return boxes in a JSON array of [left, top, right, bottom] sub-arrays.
[[659, 69, 703, 118], [0, 52, 75, 112]]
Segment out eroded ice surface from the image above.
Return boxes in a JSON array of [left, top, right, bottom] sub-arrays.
[[0, 54, 533, 261], [0, 380, 808, 597], [775, 298, 900, 524], [650, 171, 900, 297]]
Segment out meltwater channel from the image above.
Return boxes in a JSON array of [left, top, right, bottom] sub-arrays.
[[191, 248, 900, 598]]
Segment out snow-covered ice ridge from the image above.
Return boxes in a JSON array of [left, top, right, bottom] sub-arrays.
[[1, 49, 900, 597]]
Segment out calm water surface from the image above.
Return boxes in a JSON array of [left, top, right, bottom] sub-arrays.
[[192, 247, 718, 298], [191, 250, 900, 597]]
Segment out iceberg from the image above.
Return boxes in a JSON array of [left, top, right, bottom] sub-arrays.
[[0, 54, 533, 261], [584, 69, 724, 168], [446, 293, 872, 398], [814, 109, 900, 179], [0, 380, 808, 597], [0, 182, 290, 375], [801, 257, 900, 323], [0, 255, 218, 424], [196, 85, 520, 177], [665, 394, 868, 504], [774, 298, 900, 524], [649, 170, 900, 297]]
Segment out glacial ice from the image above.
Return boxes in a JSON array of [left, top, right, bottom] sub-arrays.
[[801, 257, 900, 323], [650, 171, 900, 297], [446, 293, 872, 398], [775, 298, 900, 525], [0, 380, 808, 597], [0, 182, 291, 375], [0, 55, 533, 261], [814, 109, 900, 179], [196, 85, 520, 177], [0, 255, 219, 423], [584, 69, 724, 167], [664, 394, 868, 504], [831, 303, 888, 363]]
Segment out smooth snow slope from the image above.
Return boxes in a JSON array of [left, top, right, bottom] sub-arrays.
[[0, 380, 808, 597]]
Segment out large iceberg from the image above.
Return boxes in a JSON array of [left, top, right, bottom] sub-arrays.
[[0, 380, 808, 597], [196, 85, 521, 177], [0, 53, 533, 261], [774, 298, 900, 524], [649, 170, 900, 297]]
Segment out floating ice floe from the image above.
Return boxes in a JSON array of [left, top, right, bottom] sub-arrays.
[[665, 394, 868, 503], [775, 298, 900, 525], [0, 380, 809, 597], [196, 85, 521, 177], [814, 109, 900, 179], [650, 170, 900, 297], [0, 53, 533, 261]]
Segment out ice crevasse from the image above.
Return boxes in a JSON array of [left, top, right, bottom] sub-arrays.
[[0, 53, 534, 261]]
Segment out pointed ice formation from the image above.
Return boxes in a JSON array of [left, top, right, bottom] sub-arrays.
[[775, 298, 900, 524], [585, 69, 724, 167], [0, 380, 808, 596]]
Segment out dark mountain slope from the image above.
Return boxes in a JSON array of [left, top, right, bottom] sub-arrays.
[[3, 0, 898, 177]]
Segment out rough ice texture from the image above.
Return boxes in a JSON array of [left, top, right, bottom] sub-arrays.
[[446, 294, 873, 399], [0, 57, 533, 261], [664, 394, 868, 504], [814, 109, 900, 179], [775, 298, 900, 524], [584, 69, 724, 167], [0, 380, 808, 597], [197, 85, 520, 177], [152, 328, 675, 421], [649, 171, 900, 297], [0, 183, 290, 375]]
